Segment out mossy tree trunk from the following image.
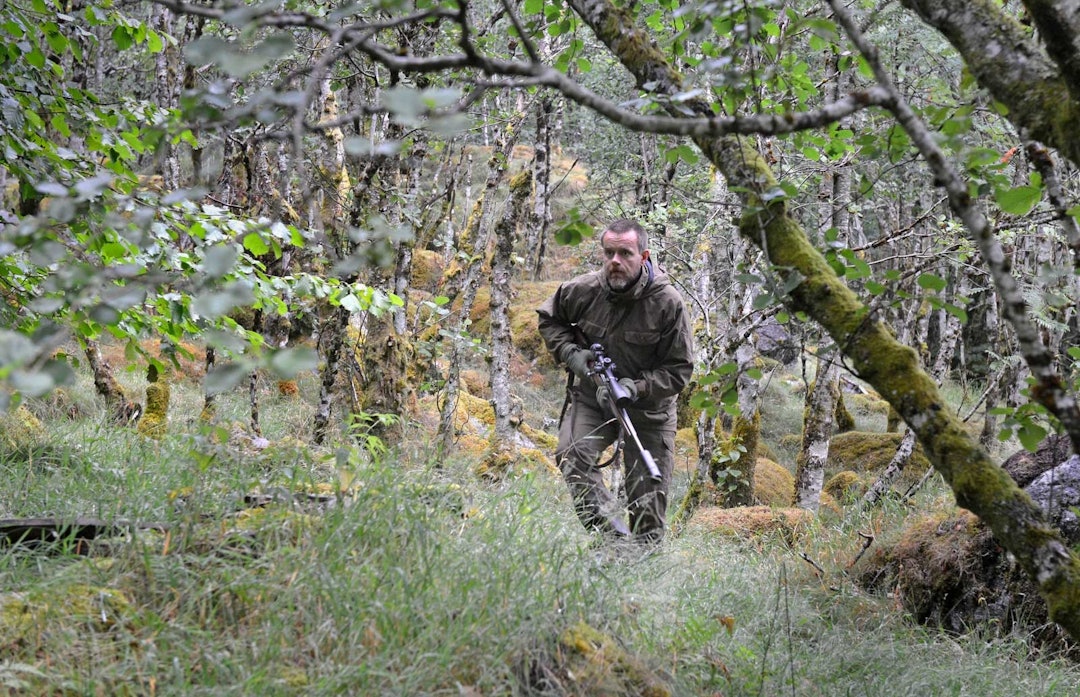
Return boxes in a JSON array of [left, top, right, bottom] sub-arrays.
[[83, 339, 140, 423], [569, 0, 1080, 641], [863, 285, 964, 506], [724, 339, 760, 507], [489, 169, 533, 449]]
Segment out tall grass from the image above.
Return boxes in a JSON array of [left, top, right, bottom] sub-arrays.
[[1, 369, 1077, 695]]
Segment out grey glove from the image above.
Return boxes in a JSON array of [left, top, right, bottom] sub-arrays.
[[561, 346, 596, 381], [596, 377, 638, 407]]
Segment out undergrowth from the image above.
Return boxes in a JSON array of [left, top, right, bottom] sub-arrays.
[[0, 369, 1076, 695]]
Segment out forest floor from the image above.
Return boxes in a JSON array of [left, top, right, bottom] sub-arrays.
[[1, 348, 1078, 696]]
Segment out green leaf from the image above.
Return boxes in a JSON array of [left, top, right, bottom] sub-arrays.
[[10, 369, 56, 397], [751, 292, 775, 310], [192, 284, 255, 319], [205, 361, 251, 396], [111, 26, 133, 51], [147, 29, 164, 53], [524, 0, 543, 13], [916, 273, 947, 292], [243, 232, 270, 256], [204, 244, 239, 278], [944, 303, 968, 324], [1018, 423, 1047, 452], [689, 390, 715, 410], [268, 346, 318, 378], [554, 220, 593, 246], [994, 185, 1042, 215]]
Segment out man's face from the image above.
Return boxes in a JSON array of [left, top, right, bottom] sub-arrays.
[[601, 230, 649, 291]]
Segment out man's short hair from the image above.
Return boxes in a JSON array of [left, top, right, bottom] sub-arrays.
[[601, 218, 648, 253]]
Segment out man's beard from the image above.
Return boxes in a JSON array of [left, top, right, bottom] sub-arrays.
[[605, 266, 640, 291]]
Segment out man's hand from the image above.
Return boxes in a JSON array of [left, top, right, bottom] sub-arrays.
[[561, 346, 596, 381], [596, 377, 638, 407]]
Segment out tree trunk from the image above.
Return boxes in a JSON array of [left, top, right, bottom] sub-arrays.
[[489, 170, 533, 447], [313, 306, 348, 445], [863, 288, 965, 506], [83, 340, 140, 423], [437, 126, 519, 457], [527, 93, 554, 280], [795, 350, 838, 511]]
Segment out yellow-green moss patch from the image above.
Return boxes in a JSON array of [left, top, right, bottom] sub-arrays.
[[827, 431, 929, 480], [690, 505, 813, 541], [754, 457, 795, 507], [552, 620, 672, 697], [824, 470, 865, 504], [0, 405, 45, 450]]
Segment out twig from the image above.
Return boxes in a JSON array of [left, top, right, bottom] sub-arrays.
[[798, 551, 825, 579], [848, 530, 875, 569]]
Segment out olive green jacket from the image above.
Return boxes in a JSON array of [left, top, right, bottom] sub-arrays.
[[537, 262, 694, 429]]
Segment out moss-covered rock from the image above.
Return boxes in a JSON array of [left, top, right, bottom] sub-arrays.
[[674, 427, 699, 464], [754, 457, 795, 507], [689, 505, 813, 541], [0, 583, 132, 651], [536, 620, 672, 697], [885, 407, 902, 433], [827, 431, 930, 480], [410, 248, 446, 292], [853, 509, 1067, 647], [823, 470, 865, 504], [463, 281, 561, 362]]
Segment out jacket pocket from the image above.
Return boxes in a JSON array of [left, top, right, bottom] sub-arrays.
[[624, 329, 661, 346]]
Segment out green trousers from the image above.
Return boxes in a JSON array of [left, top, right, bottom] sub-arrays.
[[556, 388, 674, 544]]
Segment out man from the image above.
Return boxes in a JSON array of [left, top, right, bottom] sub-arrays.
[[537, 218, 693, 546]]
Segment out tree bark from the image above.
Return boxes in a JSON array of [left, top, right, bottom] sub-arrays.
[[489, 170, 533, 447], [437, 127, 519, 457], [795, 351, 838, 511], [84, 340, 140, 423]]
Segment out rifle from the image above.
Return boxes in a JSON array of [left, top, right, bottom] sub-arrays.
[[588, 343, 662, 482]]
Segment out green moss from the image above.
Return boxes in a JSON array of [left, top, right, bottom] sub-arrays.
[[754, 457, 794, 507], [719, 410, 760, 507], [509, 169, 532, 194], [556, 620, 672, 697], [827, 431, 930, 478], [824, 471, 864, 504], [0, 405, 45, 450], [0, 584, 131, 650], [137, 381, 170, 440], [834, 394, 855, 433], [886, 407, 902, 433]]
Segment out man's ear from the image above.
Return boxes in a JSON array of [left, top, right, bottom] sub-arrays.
[[641, 249, 650, 262]]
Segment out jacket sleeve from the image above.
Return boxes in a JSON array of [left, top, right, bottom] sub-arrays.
[[537, 284, 581, 364], [636, 293, 694, 402]]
